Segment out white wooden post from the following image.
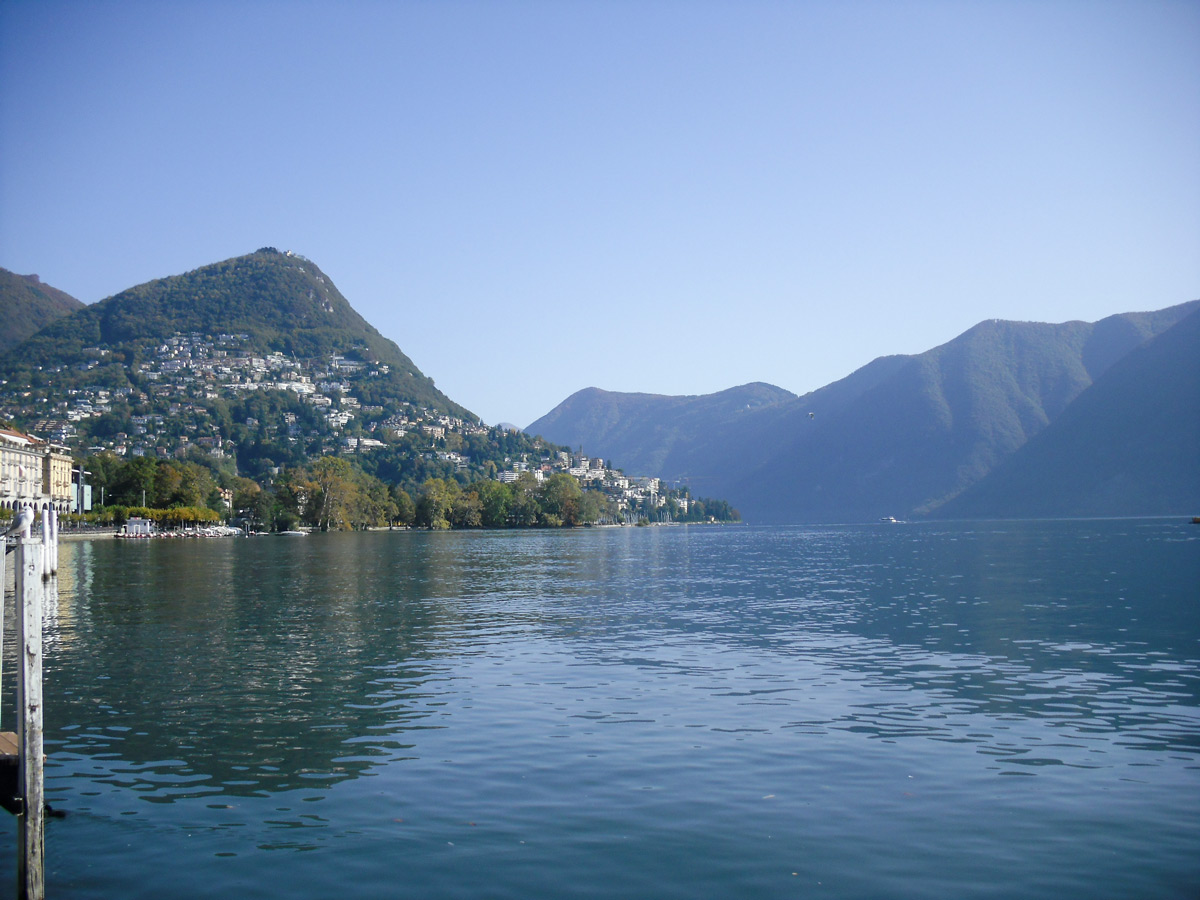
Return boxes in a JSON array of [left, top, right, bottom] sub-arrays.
[[40, 510, 49, 579], [0, 530, 6, 732], [16, 536, 45, 900], [47, 511, 58, 576]]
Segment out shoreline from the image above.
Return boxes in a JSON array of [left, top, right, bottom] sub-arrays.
[[59, 530, 118, 541], [47, 520, 743, 542]]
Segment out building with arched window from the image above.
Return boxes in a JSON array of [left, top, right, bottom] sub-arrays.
[[1, 427, 74, 513]]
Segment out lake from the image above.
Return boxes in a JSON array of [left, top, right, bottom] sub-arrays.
[[2, 520, 1198, 898]]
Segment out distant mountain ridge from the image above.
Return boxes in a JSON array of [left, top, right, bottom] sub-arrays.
[[5, 250, 1194, 521], [529, 301, 1199, 522], [0, 267, 85, 352], [528, 382, 795, 474], [937, 305, 1200, 518]]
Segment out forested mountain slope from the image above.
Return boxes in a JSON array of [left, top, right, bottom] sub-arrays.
[[0, 248, 468, 418], [937, 305, 1200, 518], [0, 267, 85, 352], [0, 249, 496, 484]]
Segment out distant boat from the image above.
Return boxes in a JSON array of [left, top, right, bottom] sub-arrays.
[[278, 530, 308, 536], [1192, 517, 1200, 525], [880, 516, 901, 524]]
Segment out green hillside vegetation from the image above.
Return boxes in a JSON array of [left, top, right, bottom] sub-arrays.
[[0, 249, 744, 530], [78, 451, 739, 532], [0, 249, 495, 485], [0, 251, 548, 515], [1, 249, 468, 418], [0, 267, 85, 352]]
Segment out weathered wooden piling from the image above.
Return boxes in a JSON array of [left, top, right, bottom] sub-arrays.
[[1, 508, 52, 900], [16, 531, 45, 900]]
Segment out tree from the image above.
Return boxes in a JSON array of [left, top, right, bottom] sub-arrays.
[[273, 468, 315, 529], [310, 456, 359, 530], [109, 456, 157, 507], [359, 479, 398, 528], [538, 473, 582, 527], [415, 478, 456, 529], [474, 480, 512, 528], [154, 463, 185, 508], [508, 473, 541, 527], [230, 476, 262, 516], [170, 461, 218, 509], [578, 489, 617, 525], [85, 451, 125, 503], [392, 487, 415, 526], [450, 491, 483, 528]]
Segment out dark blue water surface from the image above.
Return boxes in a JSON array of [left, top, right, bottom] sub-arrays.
[[3, 520, 1198, 898]]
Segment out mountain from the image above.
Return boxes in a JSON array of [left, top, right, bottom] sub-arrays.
[[0, 267, 85, 352], [530, 301, 1199, 522], [937, 306, 1200, 518], [0, 249, 542, 487], [527, 382, 796, 474], [1, 248, 469, 418], [0, 249, 730, 527]]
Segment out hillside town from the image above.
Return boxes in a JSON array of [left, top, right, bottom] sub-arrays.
[[14, 330, 430, 456], [1, 332, 734, 527], [0, 418, 694, 527]]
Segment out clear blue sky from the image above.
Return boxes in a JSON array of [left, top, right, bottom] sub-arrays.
[[2, 0, 1197, 427]]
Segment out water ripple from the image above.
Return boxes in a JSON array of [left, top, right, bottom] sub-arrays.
[[15, 522, 1200, 899]]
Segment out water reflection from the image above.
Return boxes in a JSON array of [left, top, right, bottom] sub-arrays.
[[44, 534, 458, 799], [5, 521, 1194, 900], [32, 521, 1200, 806]]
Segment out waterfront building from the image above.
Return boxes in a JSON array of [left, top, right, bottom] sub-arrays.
[[0, 426, 75, 512]]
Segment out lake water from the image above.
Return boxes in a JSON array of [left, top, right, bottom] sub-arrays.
[[2, 521, 1198, 898]]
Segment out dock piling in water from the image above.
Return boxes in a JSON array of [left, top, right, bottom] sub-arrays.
[[1, 507, 54, 900]]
